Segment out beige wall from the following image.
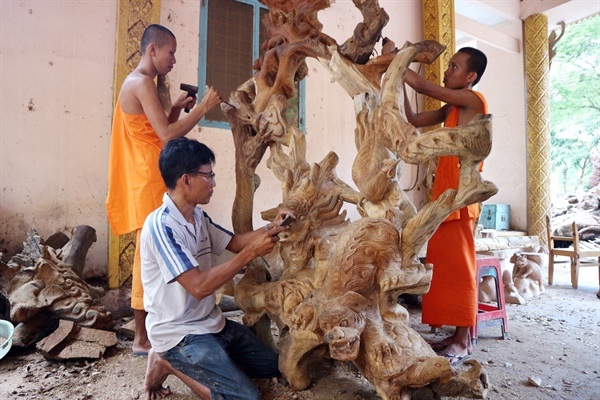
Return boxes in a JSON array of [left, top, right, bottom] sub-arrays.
[[476, 41, 528, 230], [453, 3, 529, 231], [0, 0, 528, 276], [0, 1, 117, 274]]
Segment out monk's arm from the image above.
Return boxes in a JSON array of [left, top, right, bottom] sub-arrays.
[[137, 78, 220, 143], [403, 85, 447, 128], [404, 69, 482, 111]]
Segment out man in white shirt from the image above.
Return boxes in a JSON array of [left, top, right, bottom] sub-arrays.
[[141, 137, 291, 400]]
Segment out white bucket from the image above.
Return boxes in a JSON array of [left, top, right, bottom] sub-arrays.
[[0, 320, 15, 360]]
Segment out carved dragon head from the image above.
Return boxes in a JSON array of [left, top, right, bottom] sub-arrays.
[[318, 291, 369, 361]]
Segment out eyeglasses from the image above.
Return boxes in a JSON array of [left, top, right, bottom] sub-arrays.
[[188, 170, 216, 182]]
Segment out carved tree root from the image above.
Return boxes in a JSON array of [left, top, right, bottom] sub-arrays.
[[223, 1, 494, 398], [430, 360, 490, 399]]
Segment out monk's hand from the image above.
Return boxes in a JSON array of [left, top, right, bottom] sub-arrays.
[[173, 92, 195, 111], [199, 86, 221, 113]]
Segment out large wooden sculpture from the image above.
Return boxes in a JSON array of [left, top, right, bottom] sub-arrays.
[[222, 1, 496, 398]]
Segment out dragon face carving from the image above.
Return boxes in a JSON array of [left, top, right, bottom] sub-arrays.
[[318, 291, 368, 361]]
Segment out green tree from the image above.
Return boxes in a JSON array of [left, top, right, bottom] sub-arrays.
[[550, 14, 600, 195]]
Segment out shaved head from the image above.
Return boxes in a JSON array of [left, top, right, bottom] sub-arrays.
[[140, 24, 175, 54], [457, 47, 487, 86]]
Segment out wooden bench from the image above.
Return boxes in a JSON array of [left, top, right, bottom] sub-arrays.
[[546, 215, 600, 289]]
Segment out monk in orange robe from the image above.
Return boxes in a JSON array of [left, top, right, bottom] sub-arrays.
[[403, 47, 488, 365], [106, 24, 220, 356]]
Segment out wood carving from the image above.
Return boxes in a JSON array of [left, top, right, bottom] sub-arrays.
[[223, 1, 496, 398], [0, 228, 112, 347]]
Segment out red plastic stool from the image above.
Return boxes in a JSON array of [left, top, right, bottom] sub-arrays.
[[470, 255, 509, 344]]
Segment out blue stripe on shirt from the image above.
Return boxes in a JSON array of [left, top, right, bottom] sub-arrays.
[[149, 206, 196, 279]]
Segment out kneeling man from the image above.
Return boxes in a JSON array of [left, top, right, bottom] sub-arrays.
[[141, 137, 290, 400]]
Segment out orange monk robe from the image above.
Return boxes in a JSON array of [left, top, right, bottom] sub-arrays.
[[422, 91, 488, 328], [106, 99, 166, 236], [106, 99, 166, 309]]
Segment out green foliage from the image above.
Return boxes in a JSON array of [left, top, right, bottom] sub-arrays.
[[550, 15, 600, 194]]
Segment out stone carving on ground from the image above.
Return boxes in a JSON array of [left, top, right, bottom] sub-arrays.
[[479, 251, 546, 305], [509, 252, 545, 300], [503, 252, 545, 304], [222, 1, 496, 398]]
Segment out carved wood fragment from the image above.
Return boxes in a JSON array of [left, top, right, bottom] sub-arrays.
[[0, 228, 113, 349], [36, 319, 118, 361]]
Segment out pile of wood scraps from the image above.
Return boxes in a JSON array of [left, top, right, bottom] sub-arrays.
[[0, 226, 118, 361]]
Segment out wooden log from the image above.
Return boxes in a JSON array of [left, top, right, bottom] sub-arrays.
[[60, 225, 97, 278]]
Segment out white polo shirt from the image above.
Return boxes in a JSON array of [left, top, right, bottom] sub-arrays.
[[141, 193, 233, 353]]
